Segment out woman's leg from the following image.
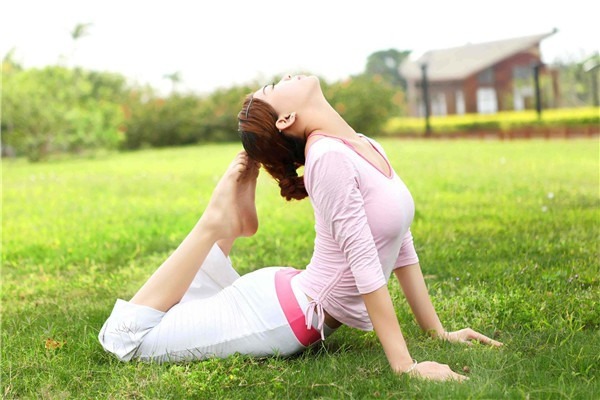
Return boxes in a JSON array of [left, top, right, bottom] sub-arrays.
[[129, 152, 259, 312], [178, 243, 240, 304], [133, 267, 305, 363]]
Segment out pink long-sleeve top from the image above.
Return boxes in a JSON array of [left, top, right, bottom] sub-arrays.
[[296, 134, 419, 337]]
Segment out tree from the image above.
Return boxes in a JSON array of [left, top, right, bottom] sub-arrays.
[[163, 71, 182, 93], [552, 52, 600, 108], [325, 74, 398, 135], [365, 49, 411, 90], [2, 65, 125, 160], [120, 83, 254, 149], [71, 22, 92, 41], [69, 23, 93, 66]]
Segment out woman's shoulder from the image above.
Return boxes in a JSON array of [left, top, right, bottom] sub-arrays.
[[306, 134, 354, 163], [304, 136, 359, 187], [308, 136, 347, 154]]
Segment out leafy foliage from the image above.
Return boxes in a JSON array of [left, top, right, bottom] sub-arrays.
[[3, 48, 596, 160], [552, 52, 600, 107], [2, 46, 408, 160], [120, 75, 402, 149], [120, 84, 254, 149], [365, 48, 411, 90], [325, 74, 403, 135], [2, 64, 126, 161]]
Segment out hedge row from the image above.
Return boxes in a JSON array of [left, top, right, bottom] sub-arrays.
[[2, 62, 405, 161], [383, 107, 600, 136]]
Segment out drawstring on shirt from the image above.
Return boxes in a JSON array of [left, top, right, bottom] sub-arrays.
[[305, 299, 326, 341], [302, 269, 345, 341]]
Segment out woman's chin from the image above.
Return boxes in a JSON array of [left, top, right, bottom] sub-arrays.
[[306, 75, 322, 92]]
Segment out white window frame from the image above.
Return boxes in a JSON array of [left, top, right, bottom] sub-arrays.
[[431, 92, 447, 116], [455, 90, 465, 115], [477, 87, 498, 114]]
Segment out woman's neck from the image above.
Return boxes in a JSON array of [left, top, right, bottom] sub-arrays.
[[304, 100, 357, 141]]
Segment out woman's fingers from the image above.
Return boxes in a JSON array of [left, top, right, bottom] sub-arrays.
[[412, 361, 468, 382], [446, 328, 503, 347], [465, 328, 503, 347], [441, 365, 468, 382], [451, 371, 469, 382], [474, 332, 503, 347]]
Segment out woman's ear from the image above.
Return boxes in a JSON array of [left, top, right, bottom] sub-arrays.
[[276, 112, 297, 132]]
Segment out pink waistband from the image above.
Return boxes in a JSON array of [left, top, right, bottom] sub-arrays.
[[274, 268, 321, 347]]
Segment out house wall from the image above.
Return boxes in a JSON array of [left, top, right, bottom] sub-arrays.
[[405, 45, 548, 116], [491, 48, 542, 111], [406, 80, 419, 117], [463, 75, 478, 114], [407, 80, 463, 116], [462, 47, 543, 113]]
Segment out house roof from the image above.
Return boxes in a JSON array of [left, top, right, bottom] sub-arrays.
[[400, 31, 556, 82]]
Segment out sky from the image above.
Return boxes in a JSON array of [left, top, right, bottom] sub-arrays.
[[2, 0, 598, 95]]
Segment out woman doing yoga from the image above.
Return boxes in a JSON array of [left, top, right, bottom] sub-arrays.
[[99, 74, 501, 381]]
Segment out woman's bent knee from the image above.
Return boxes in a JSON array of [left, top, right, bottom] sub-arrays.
[[98, 299, 165, 362]]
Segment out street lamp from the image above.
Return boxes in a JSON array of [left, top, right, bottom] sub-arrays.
[[420, 63, 431, 136], [533, 63, 542, 119]]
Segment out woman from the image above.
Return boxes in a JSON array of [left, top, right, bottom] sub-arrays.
[[99, 74, 501, 381]]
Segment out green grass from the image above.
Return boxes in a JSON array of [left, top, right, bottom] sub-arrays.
[[2, 139, 599, 399]]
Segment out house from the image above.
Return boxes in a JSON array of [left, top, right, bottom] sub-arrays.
[[400, 30, 558, 116]]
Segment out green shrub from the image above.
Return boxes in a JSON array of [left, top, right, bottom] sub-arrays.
[[2, 64, 126, 160], [325, 74, 403, 135], [120, 85, 254, 150]]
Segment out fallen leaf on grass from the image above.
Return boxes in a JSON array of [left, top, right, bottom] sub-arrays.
[[45, 338, 66, 350]]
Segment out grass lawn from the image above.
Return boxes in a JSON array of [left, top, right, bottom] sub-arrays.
[[2, 138, 599, 399]]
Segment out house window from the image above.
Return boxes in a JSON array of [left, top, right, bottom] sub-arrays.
[[478, 67, 494, 84], [455, 90, 465, 115], [513, 86, 534, 111], [477, 88, 498, 114], [513, 65, 532, 80], [512, 65, 534, 110], [431, 92, 447, 116]]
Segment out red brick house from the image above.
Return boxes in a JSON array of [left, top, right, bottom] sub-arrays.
[[400, 31, 558, 116]]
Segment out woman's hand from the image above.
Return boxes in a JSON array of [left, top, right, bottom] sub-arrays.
[[409, 361, 468, 382], [442, 328, 503, 347]]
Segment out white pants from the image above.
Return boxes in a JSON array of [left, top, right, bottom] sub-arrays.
[[98, 244, 333, 363]]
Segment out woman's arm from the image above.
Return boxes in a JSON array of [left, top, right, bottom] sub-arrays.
[[393, 263, 444, 337], [363, 285, 468, 381], [394, 263, 502, 346], [362, 286, 414, 373]]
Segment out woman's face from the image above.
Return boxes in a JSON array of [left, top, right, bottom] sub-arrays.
[[252, 74, 320, 115]]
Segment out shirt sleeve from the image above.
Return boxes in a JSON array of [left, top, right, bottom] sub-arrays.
[[394, 228, 420, 268], [307, 148, 386, 294]]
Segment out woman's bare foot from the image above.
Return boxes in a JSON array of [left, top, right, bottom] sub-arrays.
[[200, 152, 259, 239]]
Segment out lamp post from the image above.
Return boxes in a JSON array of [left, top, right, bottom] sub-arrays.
[[420, 63, 432, 136], [533, 63, 542, 119]]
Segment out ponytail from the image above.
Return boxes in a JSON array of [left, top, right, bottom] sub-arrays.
[[238, 95, 308, 201]]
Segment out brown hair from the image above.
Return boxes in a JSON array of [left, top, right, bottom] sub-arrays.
[[238, 95, 308, 201]]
